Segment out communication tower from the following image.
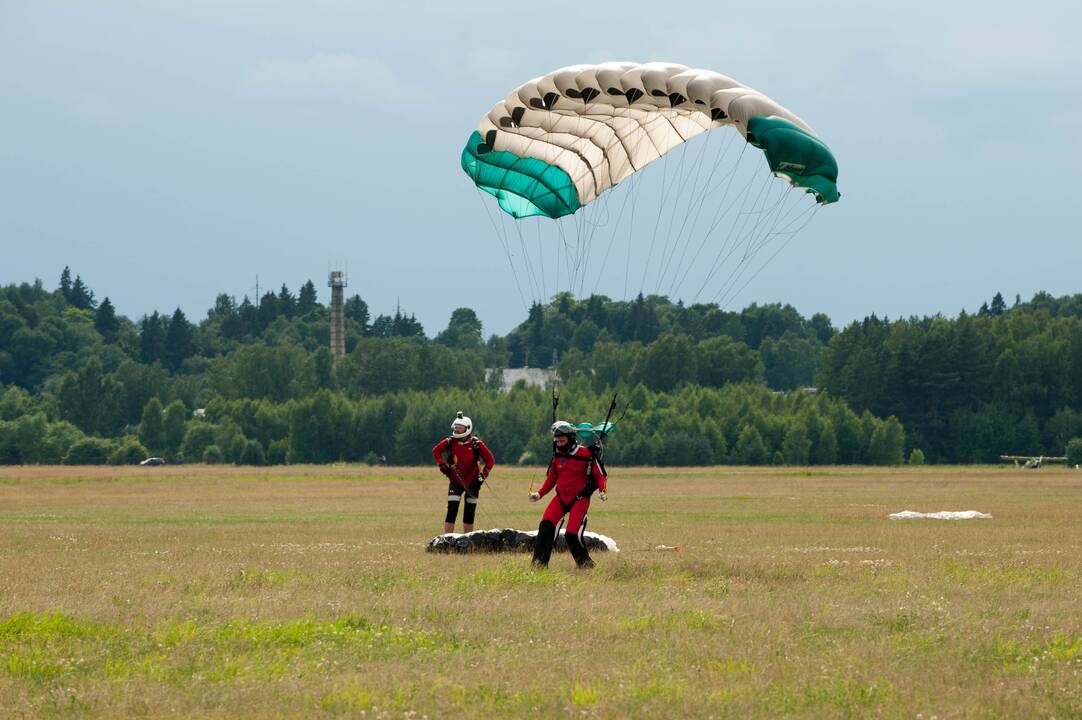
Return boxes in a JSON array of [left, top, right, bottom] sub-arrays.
[[328, 271, 347, 360]]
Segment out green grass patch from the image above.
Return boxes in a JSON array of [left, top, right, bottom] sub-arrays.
[[942, 560, 1069, 589], [452, 562, 561, 591], [0, 612, 453, 685], [617, 609, 729, 633]]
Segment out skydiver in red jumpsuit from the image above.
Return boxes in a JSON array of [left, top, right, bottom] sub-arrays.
[[529, 420, 607, 568], [432, 412, 495, 534]]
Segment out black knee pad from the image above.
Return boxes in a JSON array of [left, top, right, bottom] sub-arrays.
[[463, 498, 477, 525], [532, 520, 556, 567], [444, 499, 460, 525]]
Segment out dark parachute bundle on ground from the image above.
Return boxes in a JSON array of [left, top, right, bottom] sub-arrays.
[[426, 528, 618, 554]]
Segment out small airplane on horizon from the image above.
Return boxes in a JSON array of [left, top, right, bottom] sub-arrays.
[[1000, 455, 1068, 469]]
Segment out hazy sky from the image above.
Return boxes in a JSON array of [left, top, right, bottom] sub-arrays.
[[2, 1, 1080, 337]]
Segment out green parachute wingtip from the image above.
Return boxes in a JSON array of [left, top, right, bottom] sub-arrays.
[[461, 131, 582, 219], [746, 117, 840, 204]]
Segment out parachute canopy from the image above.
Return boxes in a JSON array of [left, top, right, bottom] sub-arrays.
[[576, 421, 616, 445], [462, 62, 839, 219]]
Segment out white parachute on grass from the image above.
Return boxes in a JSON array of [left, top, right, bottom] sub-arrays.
[[888, 511, 993, 520]]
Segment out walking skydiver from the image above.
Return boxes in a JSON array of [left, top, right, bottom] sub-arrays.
[[432, 411, 496, 534], [529, 420, 607, 568]]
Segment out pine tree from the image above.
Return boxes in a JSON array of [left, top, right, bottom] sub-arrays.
[[345, 295, 370, 334], [297, 280, 318, 315], [277, 284, 296, 318], [257, 292, 278, 330], [95, 297, 120, 339], [59, 266, 73, 302], [69, 275, 95, 310], [163, 308, 195, 372], [391, 311, 424, 337], [139, 312, 165, 364], [238, 296, 258, 336]]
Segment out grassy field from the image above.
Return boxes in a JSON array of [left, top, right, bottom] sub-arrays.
[[0, 464, 1079, 718]]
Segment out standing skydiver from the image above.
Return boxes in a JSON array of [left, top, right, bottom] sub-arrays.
[[529, 420, 607, 568], [432, 412, 496, 534]]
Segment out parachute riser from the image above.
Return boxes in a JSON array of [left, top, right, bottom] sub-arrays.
[[531, 387, 561, 495], [590, 393, 629, 465]]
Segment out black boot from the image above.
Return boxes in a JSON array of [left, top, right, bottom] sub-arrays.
[[565, 532, 595, 569], [532, 520, 556, 567]]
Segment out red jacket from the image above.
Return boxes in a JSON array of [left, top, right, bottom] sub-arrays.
[[431, 436, 495, 489], [537, 444, 606, 503]]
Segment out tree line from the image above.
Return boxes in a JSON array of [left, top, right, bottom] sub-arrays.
[[2, 269, 1081, 465], [818, 298, 1082, 462], [0, 381, 910, 468]]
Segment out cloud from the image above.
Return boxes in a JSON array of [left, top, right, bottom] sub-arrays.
[[244, 53, 431, 105]]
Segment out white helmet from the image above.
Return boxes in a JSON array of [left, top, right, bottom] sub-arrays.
[[451, 411, 473, 439], [551, 420, 577, 438]]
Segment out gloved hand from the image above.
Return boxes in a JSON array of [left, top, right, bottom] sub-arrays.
[[438, 463, 451, 477], [528, 491, 540, 502], [476, 474, 486, 486], [598, 490, 608, 501]]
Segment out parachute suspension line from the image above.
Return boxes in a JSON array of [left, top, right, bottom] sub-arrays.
[[695, 124, 821, 308], [571, 205, 592, 298], [638, 135, 684, 294], [513, 219, 542, 304], [692, 156, 774, 303], [553, 216, 560, 296], [576, 189, 612, 298], [616, 100, 645, 301], [712, 197, 818, 309], [535, 218, 547, 302], [651, 126, 712, 295], [591, 170, 639, 297], [556, 217, 576, 298], [475, 188, 530, 313], [570, 209, 584, 296], [708, 174, 795, 306], [624, 167, 640, 300], [669, 138, 751, 301], [680, 149, 757, 302], [652, 130, 710, 295], [576, 201, 597, 297], [511, 217, 538, 304], [653, 128, 718, 296], [468, 470, 518, 528], [713, 201, 820, 309], [664, 130, 741, 299], [714, 166, 783, 286], [708, 165, 821, 309]]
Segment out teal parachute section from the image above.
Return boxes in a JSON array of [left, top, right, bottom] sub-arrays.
[[576, 421, 617, 445], [461, 131, 581, 219], [747, 117, 840, 204]]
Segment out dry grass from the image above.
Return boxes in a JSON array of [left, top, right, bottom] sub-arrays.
[[0, 464, 1079, 718]]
